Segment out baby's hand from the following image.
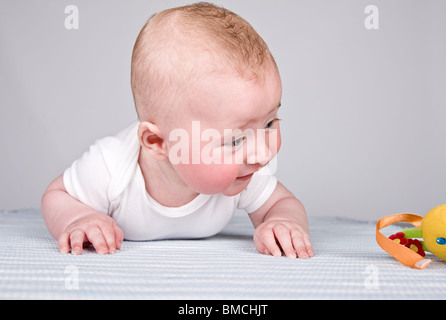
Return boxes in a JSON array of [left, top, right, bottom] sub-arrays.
[[58, 213, 124, 255], [253, 219, 313, 259]]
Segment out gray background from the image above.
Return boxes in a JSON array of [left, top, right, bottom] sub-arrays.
[[1, 0, 445, 220]]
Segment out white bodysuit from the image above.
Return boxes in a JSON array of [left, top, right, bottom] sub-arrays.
[[63, 122, 277, 240]]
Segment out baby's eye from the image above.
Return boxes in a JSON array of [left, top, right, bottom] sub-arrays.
[[232, 136, 245, 147], [265, 118, 281, 129]]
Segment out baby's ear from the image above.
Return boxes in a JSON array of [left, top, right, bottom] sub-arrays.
[[138, 122, 167, 160]]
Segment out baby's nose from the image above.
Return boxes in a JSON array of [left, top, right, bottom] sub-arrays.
[[246, 140, 274, 165]]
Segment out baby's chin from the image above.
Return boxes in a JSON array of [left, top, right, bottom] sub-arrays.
[[220, 177, 252, 197]]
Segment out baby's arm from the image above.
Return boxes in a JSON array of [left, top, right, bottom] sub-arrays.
[[248, 182, 313, 258], [41, 175, 124, 254]]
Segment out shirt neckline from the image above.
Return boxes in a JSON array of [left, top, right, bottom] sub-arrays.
[[136, 163, 212, 218], [145, 189, 212, 218]]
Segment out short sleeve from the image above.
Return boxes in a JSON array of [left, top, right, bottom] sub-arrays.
[[237, 166, 278, 213], [63, 139, 112, 215]]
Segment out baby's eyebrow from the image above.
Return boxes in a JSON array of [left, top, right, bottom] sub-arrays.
[[233, 102, 282, 132], [265, 102, 281, 116], [271, 102, 281, 113]]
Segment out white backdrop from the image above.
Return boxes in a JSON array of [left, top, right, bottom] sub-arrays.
[[1, 0, 445, 220]]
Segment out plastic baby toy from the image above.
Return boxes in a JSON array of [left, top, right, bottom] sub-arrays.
[[376, 204, 446, 269]]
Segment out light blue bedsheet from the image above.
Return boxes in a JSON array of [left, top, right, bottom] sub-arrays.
[[1, 209, 445, 299]]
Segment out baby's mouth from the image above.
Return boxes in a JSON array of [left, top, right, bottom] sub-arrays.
[[236, 172, 254, 181]]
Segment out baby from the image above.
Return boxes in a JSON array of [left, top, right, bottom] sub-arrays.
[[41, 2, 313, 259]]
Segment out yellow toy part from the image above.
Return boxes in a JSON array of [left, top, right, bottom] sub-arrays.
[[421, 204, 446, 261], [376, 204, 446, 269]]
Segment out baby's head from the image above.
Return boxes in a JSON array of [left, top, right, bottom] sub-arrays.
[[131, 2, 282, 196], [131, 2, 277, 122]]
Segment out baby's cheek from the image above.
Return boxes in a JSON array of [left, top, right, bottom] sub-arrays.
[[275, 131, 281, 156], [269, 127, 281, 158], [174, 163, 239, 194]]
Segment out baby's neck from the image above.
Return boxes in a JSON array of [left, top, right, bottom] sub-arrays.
[[138, 148, 200, 207]]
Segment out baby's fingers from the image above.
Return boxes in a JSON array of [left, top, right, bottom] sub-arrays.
[[273, 224, 296, 258], [303, 234, 314, 257], [254, 228, 282, 257], [69, 230, 87, 255], [100, 226, 118, 254], [101, 222, 124, 254], [85, 226, 108, 254], [114, 224, 124, 250], [58, 231, 71, 254], [291, 230, 312, 259]]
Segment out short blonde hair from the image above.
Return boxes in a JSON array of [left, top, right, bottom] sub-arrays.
[[131, 2, 276, 122]]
